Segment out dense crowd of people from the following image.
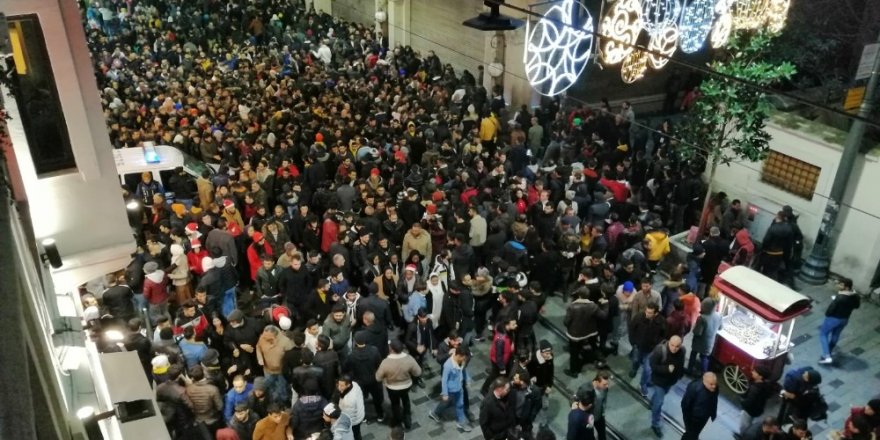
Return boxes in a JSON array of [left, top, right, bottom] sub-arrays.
[[76, 0, 879, 440]]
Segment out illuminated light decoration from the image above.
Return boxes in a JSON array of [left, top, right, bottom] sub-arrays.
[[678, 0, 715, 53], [600, 0, 644, 65], [647, 25, 678, 69], [710, 12, 733, 48], [621, 49, 649, 83], [641, 0, 682, 36], [524, 0, 595, 96], [733, 0, 770, 30], [765, 0, 791, 33]]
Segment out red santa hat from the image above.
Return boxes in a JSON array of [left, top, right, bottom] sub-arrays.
[[190, 238, 202, 248], [405, 264, 417, 273], [223, 199, 235, 210]]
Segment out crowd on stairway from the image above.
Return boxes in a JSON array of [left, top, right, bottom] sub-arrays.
[[78, 0, 879, 439]]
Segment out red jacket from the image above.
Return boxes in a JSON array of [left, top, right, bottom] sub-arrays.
[[599, 178, 629, 203], [321, 218, 338, 254], [489, 331, 513, 370], [143, 273, 170, 305], [247, 241, 274, 281], [187, 249, 209, 276]]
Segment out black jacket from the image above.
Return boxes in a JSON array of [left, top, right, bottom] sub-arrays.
[[629, 314, 667, 352], [358, 295, 393, 330], [442, 289, 475, 335], [825, 292, 860, 319], [479, 392, 517, 440], [361, 323, 389, 358], [343, 345, 382, 386], [649, 342, 686, 389], [292, 364, 325, 397], [278, 266, 312, 310], [681, 379, 719, 422], [564, 298, 608, 339], [405, 320, 436, 354], [103, 285, 136, 321], [740, 380, 775, 417], [762, 221, 793, 256]]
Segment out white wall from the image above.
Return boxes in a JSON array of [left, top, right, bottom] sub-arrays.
[[5, 0, 135, 288], [710, 113, 880, 290]]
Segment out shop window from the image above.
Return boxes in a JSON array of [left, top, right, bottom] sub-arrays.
[[760, 151, 819, 200], [6, 15, 77, 176]]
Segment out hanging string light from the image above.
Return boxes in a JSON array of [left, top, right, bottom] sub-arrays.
[[678, 0, 715, 53], [524, 0, 595, 96], [600, 0, 644, 65], [648, 25, 678, 69], [710, 11, 733, 48], [641, 0, 683, 36], [766, 0, 791, 33], [621, 49, 649, 83], [733, 0, 771, 30]]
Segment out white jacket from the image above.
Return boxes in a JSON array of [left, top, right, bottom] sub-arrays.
[[338, 382, 365, 425]]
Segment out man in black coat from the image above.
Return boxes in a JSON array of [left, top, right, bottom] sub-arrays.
[[358, 285, 393, 331], [102, 273, 136, 322], [123, 318, 153, 383], [758, 211, 793, 282], [479, 377, 516, 440], [343, 331, 384, 422], [649, 336, 686, 438], [225, 309, 263, 375], [441, 281, 475, 344], [739, 366, 775, 434], [681, 372, 719, 440], [700, 226, 730, 285], [360, 311, 389, 358], [278, 254, 313, 326]]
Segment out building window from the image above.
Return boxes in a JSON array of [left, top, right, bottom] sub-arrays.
[[761, 151, 820, 200], [7, 14, 77, 176]]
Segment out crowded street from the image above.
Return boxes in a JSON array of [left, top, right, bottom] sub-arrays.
[[0, 0, 878, 439]]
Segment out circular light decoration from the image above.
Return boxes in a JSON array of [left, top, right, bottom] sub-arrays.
[[600, 0, 644, 65], [621, 49, 649, 83], [765, 0, 791, 33], [524, 0, 594, 96], [678, 0, 715, 53], [641, 0, 682, 36], [648, 25, 678, 69], [733, 0, 771, 30], [710, 12, 733, 48]]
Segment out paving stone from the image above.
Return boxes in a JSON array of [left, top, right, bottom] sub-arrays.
[[851, 347, 865, 356], [428, 426, 446, 436], [827, 401, 842, 413], [413, 395, 430, 405], [362, 434, 374, 440], [828, 378, 845, 389]]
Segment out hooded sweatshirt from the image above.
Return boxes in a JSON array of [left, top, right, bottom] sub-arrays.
[[168, 244, 190, 286], [144, 269, 170, 305]]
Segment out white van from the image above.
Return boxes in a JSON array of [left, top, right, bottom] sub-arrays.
[[114, 143, 214, 197]]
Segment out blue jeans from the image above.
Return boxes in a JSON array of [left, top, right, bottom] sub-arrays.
[[433, 390, 466, 423], [819, 316, 848, 357], [630, 348, 652, 393], [650, 385, 668, 428]]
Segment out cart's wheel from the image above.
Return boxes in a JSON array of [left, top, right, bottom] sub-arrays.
[[723, 364, 749, 394]]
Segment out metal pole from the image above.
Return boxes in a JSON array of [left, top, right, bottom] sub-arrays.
[[800, 30, 880, 285]]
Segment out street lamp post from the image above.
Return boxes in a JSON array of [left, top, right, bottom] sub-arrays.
[[800, 30, 880, 285]]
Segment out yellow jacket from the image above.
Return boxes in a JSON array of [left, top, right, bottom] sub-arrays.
[[479, 115, 499, 142], [645, 229, 671, 262]]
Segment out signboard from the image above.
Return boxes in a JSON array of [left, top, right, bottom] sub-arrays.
[[856, 43, 880, 80], [844, 86, 866, 113]]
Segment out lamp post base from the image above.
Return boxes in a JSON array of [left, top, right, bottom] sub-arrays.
[[799, 252, 830, 285]]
